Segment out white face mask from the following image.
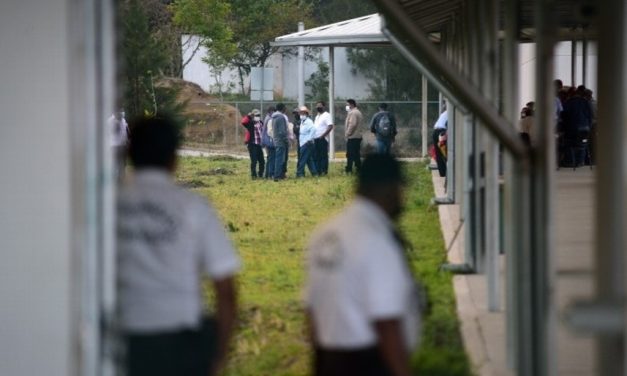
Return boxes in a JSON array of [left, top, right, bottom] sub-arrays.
[[300, 114, 307, 120], [253, 116, 261, 121], [345, 105, 351, 112]]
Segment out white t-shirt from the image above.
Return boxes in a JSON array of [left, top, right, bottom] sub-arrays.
[[314, 111, 333, 139], [109, 114, 129, 147], [305, 197, 421, 350], [433, 110, 448, 130], [116, 169, 240, 333]]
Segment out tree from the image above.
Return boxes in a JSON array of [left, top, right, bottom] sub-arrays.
[[305, 58, 329, 103], [119, 0, 186, 122], [313, 0, 376, 24], [347, 47, 422, 100], [172, 0, 315, 94]]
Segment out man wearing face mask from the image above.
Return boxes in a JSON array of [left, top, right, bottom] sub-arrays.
[[296, 106, 318, 178], [344, 99, 363, 174], [313, 101, 334, 175], [241, 109, 265, 179]]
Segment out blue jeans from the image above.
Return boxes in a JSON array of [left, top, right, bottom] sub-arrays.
[[376, 138, 392, 155], [297, 141, 318, 177], [274, 145, 287, 179], [264, 147, 275, 178]]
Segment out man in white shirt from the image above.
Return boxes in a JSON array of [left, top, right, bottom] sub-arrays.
[[313, 101, 334, 175], [117, 116, 240, 376], [108, 110, 129, 182], [305, 154, 421, 376]]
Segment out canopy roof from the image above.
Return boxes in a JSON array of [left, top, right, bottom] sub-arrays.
[[271, 13, 389, 47]]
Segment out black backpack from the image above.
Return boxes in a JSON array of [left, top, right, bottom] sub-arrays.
[[376, 112, 392, 137]]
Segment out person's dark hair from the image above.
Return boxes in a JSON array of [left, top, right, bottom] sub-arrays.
[[357, 154, 405, 193], [266, 105, 276, 114], [316, 101, 326, 108], [129, 115, 180, 170], [347, 99, 356, 107], [576, 85, 587, 95], [554, 79, 563, 89], [276, 103, 286, 112], [379, 103, 388, 110]]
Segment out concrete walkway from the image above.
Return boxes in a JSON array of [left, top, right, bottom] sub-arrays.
[[433, 168, 597, 376]]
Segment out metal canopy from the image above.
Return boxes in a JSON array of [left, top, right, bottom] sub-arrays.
[[271, 13, 389, 47]]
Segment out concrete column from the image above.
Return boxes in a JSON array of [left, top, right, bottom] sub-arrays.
[[531, 0, 558, 374], [328, 46, 335, 160], [596, 0, 626, 373], [298, 22, 305, 107], [421, 75, 428, 157]]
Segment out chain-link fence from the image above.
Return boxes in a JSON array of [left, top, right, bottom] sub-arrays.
[[181, 100, 442, 157]]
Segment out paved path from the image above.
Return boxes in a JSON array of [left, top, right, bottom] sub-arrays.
[[433, 168, 597, 375]]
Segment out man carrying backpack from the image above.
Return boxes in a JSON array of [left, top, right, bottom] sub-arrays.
[[370, 103, 397, 155]]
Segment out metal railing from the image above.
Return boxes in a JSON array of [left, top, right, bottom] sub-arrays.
[[181, 100, 441, 157]]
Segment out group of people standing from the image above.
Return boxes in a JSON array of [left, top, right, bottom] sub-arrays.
[[117, 115, 421, 376], [518, 79, 596, 167], [241, 101, 334, 181], [242, 100, 399, 180]]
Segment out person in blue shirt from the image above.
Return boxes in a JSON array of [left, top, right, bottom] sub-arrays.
[[296, 106, 319, 178]]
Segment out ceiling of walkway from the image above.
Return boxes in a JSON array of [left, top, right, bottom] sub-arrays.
[[392, 0, 597, 41]]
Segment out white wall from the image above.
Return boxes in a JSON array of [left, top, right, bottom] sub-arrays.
[[182, 35, 372, 99], [0, 0, 74, 375], [519, 41, 598, 109]]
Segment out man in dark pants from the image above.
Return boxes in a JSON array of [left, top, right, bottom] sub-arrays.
[[305, 154, 421, 376], [344, 99, 363, 174], [313, 101, 334, 175], [271, 103, 289, 181], [117, 116, 240, 376], [432, 108, 448, 177]]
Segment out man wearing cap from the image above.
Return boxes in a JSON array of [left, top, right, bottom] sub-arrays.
[[241, 109, 265, 179], [305, 154, 421, 376], [344, 99, 363, 174], [296, 106, 318, 178]]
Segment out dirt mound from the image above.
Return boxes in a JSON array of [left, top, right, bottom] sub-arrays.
[[157, 78, 244, 148]]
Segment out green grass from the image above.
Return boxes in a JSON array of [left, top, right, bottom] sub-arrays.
[[175, 156, 472, 376]]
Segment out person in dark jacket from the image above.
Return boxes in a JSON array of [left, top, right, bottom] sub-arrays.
[[241, 109, 265, 179], [560, 85, 592, 166], [272, 103, 290, 181]]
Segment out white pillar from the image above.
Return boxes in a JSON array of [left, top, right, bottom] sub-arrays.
[[421, 75, 428, 157], [328, 46, 335, 160], [298, 22, 305, 107]]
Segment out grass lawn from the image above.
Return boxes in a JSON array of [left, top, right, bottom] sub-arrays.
[[175, 156, 472, 376]]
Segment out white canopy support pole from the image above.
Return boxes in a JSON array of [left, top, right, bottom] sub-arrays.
[[421, 75, 428, 157], [571, 40, 577, 87], [582, 37, 588, 88], [298, 22, 305, 107], [328, 46, 335, 161]]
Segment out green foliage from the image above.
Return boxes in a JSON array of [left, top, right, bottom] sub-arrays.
[[305, 58, 329, 103], [347, 47, 423, 100], [172, 0, 315, 94], [312, 0, 377, 24], [119, 0, 186, 122], [175, 157, 472, 375]]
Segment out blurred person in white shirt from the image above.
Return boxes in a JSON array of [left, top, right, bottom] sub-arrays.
[[117, 115, 240, 376], [305, 154, 422, 376]]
